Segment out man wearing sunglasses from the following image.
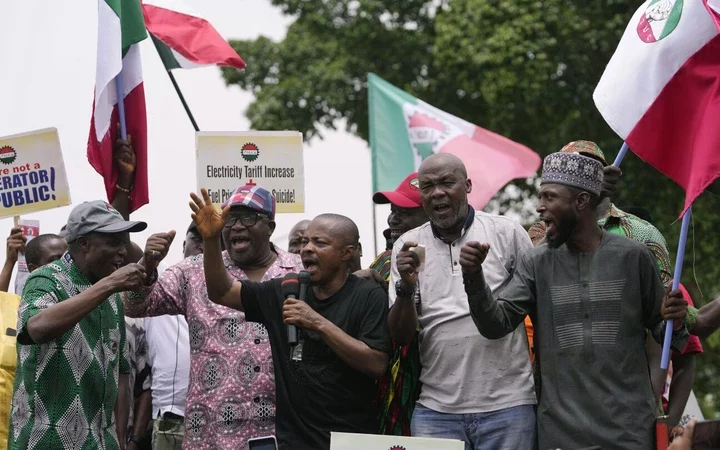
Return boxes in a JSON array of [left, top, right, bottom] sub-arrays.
[[123, 184, 302, 450]]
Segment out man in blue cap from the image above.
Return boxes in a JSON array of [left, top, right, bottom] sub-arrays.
[[123, 184, 302, 450], [9, 200, 174, 450]]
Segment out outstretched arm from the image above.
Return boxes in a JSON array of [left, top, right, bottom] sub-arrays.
[[190, 189, 243, 311], [461, 242, 536, 339]]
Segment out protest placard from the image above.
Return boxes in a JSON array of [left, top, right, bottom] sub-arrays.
[[0, 128, 71, 219], [330, 432, 463, 450], [14, 219, 39, 295], [196, 131, 305, 213]]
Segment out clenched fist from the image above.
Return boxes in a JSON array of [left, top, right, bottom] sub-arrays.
[[396, 241, 421, 291], [106, 263, 147, 293], [661, 280, 689, 329], [143, 231, 176, 272], [5, 227, 26, 264], [459, 241, 490, 275]]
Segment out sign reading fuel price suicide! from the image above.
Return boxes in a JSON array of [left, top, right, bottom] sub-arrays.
[[196, 131, 305, 213]]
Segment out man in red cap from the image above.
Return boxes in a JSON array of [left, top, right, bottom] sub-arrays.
[[369, 173, 428, 436], [369, 173, 429, 281]]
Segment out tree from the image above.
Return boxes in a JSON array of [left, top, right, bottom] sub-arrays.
[[223, 0, 720, 415]]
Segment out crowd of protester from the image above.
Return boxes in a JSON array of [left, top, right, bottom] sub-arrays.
[[2, 138, 720, 450]]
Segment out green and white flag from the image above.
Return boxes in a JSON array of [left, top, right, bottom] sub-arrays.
[[368, 73, 540, 209]]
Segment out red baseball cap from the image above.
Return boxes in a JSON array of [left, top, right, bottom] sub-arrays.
[[372, 173, 422, 208]]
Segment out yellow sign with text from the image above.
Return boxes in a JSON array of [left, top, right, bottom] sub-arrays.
[[0, 128, 71, 219], [196, 131, 305, 213]]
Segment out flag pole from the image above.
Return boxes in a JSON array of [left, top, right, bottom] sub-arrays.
[[115, 73, 128, 140], [612, 142, 629, 166], [165, 70, 200, 132], [661, 207, 691, 369], [371, 202, 378, 257], [612, 140, 688, 369]]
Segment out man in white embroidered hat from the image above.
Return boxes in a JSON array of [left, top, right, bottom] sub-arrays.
[[460, 151, 691, 450]]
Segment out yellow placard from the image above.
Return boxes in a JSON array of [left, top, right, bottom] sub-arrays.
[[0, 128, 71, 219], [196, 131, 305, 213]]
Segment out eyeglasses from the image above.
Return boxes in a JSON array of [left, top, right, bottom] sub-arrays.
[[224, 213, 268, 228]]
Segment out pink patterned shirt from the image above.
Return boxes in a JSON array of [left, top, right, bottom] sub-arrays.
[[123, 247, 302, 450]]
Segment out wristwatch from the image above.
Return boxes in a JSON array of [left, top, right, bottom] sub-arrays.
[[395, 280, 415, 298], [128, 435, 142, 446]]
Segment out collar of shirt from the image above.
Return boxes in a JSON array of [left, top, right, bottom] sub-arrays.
[[430, 205, 476, 244]]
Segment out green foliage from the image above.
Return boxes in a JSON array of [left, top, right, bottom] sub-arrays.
[[223, 0, 720, 414]]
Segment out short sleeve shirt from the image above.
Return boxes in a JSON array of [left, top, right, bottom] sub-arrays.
[[241, 274, 392, 450], [10, 252, 129, 450]]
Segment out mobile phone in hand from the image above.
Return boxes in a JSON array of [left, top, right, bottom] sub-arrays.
[[248, 435, 278, 450], [692, 419, 720, 450]]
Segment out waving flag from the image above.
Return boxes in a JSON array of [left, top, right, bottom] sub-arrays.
[[142, 0, 245, 70], [88, 0, 149, 213], [368, 73, 541, 210], [594, 0, 720, 214]]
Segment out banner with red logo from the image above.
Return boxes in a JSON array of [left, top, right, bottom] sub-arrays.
[[330, 432, 463, 450], [0, 128, 71, 219], [195, 131, 305, 213]]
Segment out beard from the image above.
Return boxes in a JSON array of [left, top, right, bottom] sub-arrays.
[[432, 201, 468, 229], [546, 210, 578, 249]]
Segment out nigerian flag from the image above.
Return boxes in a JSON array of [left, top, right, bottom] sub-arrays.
[[87, 0, 149, 213]]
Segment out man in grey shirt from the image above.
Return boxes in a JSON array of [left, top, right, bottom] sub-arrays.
[[460, 151, 689, 450], [389, 153, 536, 450]]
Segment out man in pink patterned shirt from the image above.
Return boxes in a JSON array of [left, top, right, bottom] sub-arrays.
[[124, 184, 302, 450]]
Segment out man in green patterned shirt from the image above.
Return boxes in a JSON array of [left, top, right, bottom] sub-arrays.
[[9, 201, 174, 450]]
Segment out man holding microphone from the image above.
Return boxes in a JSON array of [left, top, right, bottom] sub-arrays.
[[189, 189, 392, 450]]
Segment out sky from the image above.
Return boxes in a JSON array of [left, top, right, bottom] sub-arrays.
[[0, 0, 392, 290]]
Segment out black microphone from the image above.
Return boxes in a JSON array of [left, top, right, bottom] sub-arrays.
[[298, 271, 311, 303], [281, 273, 300, 346]]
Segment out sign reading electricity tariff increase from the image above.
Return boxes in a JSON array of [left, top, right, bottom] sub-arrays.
[[196, 131, 305, 213]]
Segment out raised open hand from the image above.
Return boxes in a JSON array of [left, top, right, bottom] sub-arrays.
[[189, 188, 229, 240]]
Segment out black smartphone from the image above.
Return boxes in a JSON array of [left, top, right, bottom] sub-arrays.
[[692, 419, 720, 450], [248, 435, 278, 450]]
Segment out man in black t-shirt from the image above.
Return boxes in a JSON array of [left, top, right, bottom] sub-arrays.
[[189, 189, 392, 450]]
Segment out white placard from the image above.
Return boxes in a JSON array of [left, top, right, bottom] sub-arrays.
[[196, 131, 305, 213], [330, 432, 464, 450]]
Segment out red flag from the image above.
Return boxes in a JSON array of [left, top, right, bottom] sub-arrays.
[[594, 1, 720, 214], [142, 0, 245, 70]]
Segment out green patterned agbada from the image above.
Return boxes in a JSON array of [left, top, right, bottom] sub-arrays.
[[598, 205, 673, 287], [9, 252, 130, 450]]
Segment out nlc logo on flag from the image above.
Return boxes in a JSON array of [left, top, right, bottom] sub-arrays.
[[402, 103, 473, 171], [638, 0, 684, 43]]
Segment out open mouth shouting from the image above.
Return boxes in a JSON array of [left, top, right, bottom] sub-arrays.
[[541, 216, 556, 238], [302, 256, 319, 275], [433, 203, 452, 217], [229, 234, 252, 252], [390, 228, 405, 241]]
